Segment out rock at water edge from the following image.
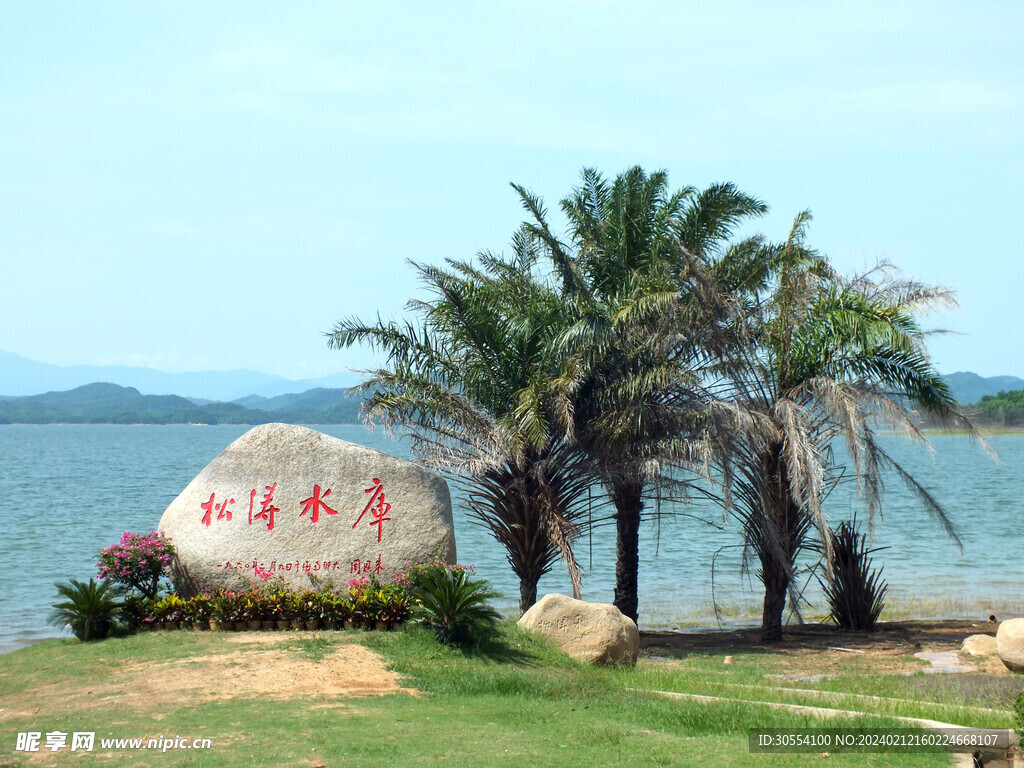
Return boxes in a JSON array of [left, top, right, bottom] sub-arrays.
[[961, 634, 997, 657], [996, 618, 1024, 672]]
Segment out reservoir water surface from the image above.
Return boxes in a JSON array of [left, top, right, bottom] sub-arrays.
[[1, 424, 1020, 652]]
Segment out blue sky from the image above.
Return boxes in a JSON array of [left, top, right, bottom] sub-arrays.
[[2, 2, 1021, 379]]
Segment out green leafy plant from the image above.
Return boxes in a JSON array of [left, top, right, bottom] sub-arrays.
[[50, 578, 122, 641], [211, 591, 245, 622], [96, 531, 175, 600], [298, 590, 322, 621], [818, 518, 888, 631], [1015, 690, 1024, 741], [264, 590, 287, 621], [281, 591, 304, 622], [348, 575, 382, 626], [408, 565, 501, 646], [120, 594, 154, 629], [332, 596, 354, 624], [184, 593, 213, 625], [152, 593, 185, 624], [240, 593, 264, 622], [380, 592, 409, 624]]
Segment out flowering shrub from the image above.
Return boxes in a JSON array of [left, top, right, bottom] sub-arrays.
[[97, 531, 175, 600]]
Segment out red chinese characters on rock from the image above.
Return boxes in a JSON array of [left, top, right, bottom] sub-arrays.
[[199, 477, 395, 538], [248, 483, 280, 531], [299, 484, 338, 524], [217, 559, 348, 574], [353, 478, 392, 543], [349, 556, 385, 575], [200, 493, 236, 527]]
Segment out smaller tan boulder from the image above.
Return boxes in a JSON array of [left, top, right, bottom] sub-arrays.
[[996, 618, 1024, 671], [518, 594, 639, 666], [961, 634, 997, 657]]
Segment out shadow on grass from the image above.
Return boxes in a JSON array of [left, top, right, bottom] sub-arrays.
[[362, 622, 569, 672], [455, 632, 541, 665]]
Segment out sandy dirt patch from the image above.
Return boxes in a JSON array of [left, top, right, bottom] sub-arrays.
[[2, 633, 412, 722]]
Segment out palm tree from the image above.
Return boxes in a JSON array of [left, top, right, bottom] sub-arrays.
[[718, 212, 981, 642], [327, 237, 592, 613], [516, 167, 767, 623]]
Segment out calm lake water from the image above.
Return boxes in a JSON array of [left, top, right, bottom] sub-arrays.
[[1, 424, 1021, 651]]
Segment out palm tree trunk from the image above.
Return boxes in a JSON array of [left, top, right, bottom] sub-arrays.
[[611, 479, 644, 624], [759, 549, 790, 643], [757, 444, 801, 643], [519, 575, 540, 615]]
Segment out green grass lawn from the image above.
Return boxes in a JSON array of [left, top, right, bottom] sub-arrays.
[[0, 625, 1012, 767]]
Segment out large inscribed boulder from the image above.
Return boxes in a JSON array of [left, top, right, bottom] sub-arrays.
[[996, 618, 1024, 672], [518, 593, 639, 666], [158, 423, 455, 594]]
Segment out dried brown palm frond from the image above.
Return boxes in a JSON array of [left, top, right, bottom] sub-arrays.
[[716, 211, 987, 641], [327, 239, 596, 612], [457, 445, 600, 612]]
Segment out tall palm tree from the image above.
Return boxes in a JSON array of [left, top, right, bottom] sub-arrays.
[[516, 167, 767, 623], [718, 212, 981, 642], [326, 236, 592, 613]]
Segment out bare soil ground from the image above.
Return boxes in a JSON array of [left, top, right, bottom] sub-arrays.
[[1, 633, 411, 725]]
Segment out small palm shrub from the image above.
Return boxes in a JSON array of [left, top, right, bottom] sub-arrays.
[[407, 564, 501, 646], [50, 578, 122, 641], [819, 519, 888, 631]]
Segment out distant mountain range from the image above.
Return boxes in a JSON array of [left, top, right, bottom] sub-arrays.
[[0, 382, 362, 425], [0, 349, 363, 400], [0, 350, 1021, 426], [942, 372, 1024, 406]]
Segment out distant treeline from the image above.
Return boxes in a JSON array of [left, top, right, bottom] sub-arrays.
[[972, 389, 1024, 427], [0, 383, 362, 425]]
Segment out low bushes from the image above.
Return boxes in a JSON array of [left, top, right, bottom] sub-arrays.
[[122, 576, 412, 632], [53, 532, 502, 644], [406, 561, 501, 646]]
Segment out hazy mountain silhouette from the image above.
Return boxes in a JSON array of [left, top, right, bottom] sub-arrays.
[[0, 349, 362, 400], [0, 382, 361, 424]]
